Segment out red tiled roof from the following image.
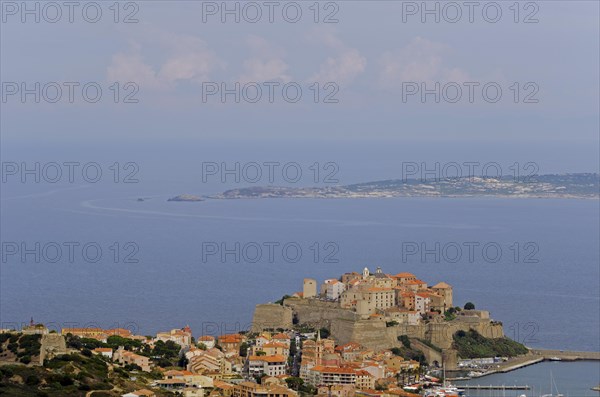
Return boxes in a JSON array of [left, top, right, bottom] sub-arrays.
[[249, 354, 286, 363], [311, 366, 356, 374]]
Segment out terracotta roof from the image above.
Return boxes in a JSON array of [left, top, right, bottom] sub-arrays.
[[311, 365, 357, 374], [248, 354, 286, 363], [219, 334, 243, 343], [393, 273, 416, 278], [62, 327, 103, 333], [432, 282, 451, 289], [335, 342, 363, 352], [106, 328, 132, 336], [214, 380, 235, 390]]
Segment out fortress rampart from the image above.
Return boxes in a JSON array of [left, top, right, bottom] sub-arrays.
[[252, 298, 504, 354]]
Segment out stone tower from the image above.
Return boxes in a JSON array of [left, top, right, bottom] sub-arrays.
[[303, 278, 317, 298]]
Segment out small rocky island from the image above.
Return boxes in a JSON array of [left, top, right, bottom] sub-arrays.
[[167, 194, 205, 202]]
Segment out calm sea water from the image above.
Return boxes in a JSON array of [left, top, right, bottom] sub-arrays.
[[455, 361, 600, 397], [1, 179, 598, 393]]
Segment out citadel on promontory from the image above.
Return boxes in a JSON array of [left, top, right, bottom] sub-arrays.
[[253, 267, 504, 369]]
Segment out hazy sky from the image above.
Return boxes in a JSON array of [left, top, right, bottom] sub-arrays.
[[1, 1, 599, 170]]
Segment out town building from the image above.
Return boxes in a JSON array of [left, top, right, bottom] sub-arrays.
[[232, 381, 297, 397], [198, 335, 217, 349], [93, 347, 113, 359], [156, 326, 193, 347], [114, 346, 152, 372], [246, 354, 287, 377]]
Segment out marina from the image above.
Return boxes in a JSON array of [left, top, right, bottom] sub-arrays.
[[450, 349, 600, 381], [455, 361, 600, 397]]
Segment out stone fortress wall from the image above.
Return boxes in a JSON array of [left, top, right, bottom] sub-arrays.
[[252, 298, 504, 369]]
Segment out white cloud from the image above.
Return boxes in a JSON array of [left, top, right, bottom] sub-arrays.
[[157, 34, 223, 84], [238, 35, 291, 83], [106, 34, 224, 89], [106, 42, 164, 90], [379, 36, 470, 87], [308, 30, 366, 85]]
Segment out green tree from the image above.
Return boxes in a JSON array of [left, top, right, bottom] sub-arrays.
[[464, 302, 475, 310], [25, 375, 40, 386], [398, 335, 411, 348], [178, 356, 189, 368], [240, 342, 249, 357], [274, 295, 292, 305], [453, 329, 528, 358], [285, 376, 304, 390], [106, 335, 142, 350], [390, 347, 402, 356]]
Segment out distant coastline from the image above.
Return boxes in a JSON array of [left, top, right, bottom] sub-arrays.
[[168, 173, 600, 201]]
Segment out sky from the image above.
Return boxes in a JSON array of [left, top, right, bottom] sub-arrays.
[[1, 0, 599, 172]]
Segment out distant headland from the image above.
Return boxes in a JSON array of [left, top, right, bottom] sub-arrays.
[[168, 173, 599, 201]]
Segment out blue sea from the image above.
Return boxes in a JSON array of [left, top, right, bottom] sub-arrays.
[[455, 361, 600, 397], [1, 142, 599, 393]]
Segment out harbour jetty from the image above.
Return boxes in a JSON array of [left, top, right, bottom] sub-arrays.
[[530, 349, 600, 361], [461, 385, 530, 390], [468, 349, 600, 378]]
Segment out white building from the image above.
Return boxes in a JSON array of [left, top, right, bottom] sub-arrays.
[[415, 293, 431, 314], [197, 335, 216, 349], [304, 366, 357, 386], [246, 355, 287, 377], [322, 279, 346, 301], [93, 347, 113, 359]]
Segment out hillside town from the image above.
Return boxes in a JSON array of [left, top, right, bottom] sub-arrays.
[[0, 268, 528, 397]]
